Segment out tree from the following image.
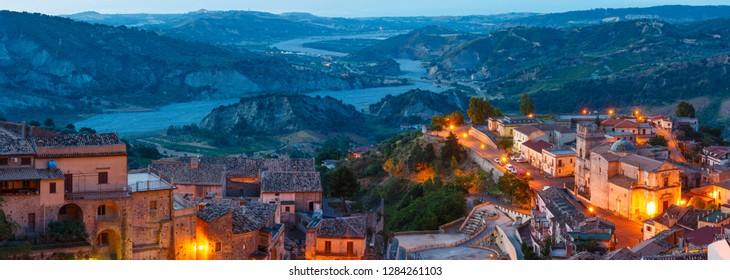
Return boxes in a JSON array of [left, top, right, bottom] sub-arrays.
[[28, 120, 41, 127], [498, 173, 532, 206], [649, 136, 668, 147], [676, 101, 696, 118], [79, 127, 97, 134], [430, 116, 445, 131], [65, 123, 76, 130], [0, 209, 17, 241], [448, 111, 465, 126], [440, 132, 464, 163], [423, 143, 436, 164], [496, 137, 514, 152], [47, 220, 87, 242], [467, 97, 491, 125], [519, 93, 535, 116], [0, 114, 5, 122], [329, 165, 358, 200], [44, 118, 55, 127]]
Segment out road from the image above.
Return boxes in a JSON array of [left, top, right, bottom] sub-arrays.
[[433, 125, 643, 249], [655, 127, 687, 163]]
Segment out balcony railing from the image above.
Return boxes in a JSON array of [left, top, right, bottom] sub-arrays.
[[66, 190, 130, 200]]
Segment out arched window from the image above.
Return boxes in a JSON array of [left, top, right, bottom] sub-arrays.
[[97, 205, 106, 216]]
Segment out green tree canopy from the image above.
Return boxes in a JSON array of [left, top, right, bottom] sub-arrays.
[[649, 135, 668, 147], [440, 132, 464, 163], [467, 97, 495, 125], [448, 111, 465, 126], [44, 118, 55, 127], [329, 165, 358, 199], [519, 93, 535, 116], [676, 101, 696, 118]]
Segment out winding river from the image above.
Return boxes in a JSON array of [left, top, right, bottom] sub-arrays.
[[76, 33, 444, 136]]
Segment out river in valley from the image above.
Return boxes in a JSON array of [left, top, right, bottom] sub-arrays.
[[77, 33, 444, 135]]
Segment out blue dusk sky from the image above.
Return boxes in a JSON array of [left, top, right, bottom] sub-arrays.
[[5, 0, 730, 17]]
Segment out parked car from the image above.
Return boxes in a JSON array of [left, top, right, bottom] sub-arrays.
[[493, 158, 501, 164], [505, 164, 517, 173], [515, 156, 528, 163]]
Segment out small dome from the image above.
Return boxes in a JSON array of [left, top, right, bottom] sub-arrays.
[[610, 139, 636, 153]]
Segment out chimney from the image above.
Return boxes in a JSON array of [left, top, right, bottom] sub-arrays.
[[21, 121, 27, 138], [191, 157, 200, 168]]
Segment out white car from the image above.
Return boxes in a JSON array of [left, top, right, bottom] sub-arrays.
[[493, 158, 501, 164], [505, 164, 517, 173], [515, 156, 528, 163]]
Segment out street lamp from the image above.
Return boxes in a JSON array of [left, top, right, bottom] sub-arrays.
[[500, 156, 507, 164], [480, 144, 486, 149], [608, 109, 615, 116], [462, 133, 468, 138], [582, 108, 588, 115], [449, 124, 455, 130], [528, 113, 534, 118]]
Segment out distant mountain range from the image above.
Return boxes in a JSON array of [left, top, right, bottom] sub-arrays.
[[502, 5, 730, 28], [64, 10, 532, 45]]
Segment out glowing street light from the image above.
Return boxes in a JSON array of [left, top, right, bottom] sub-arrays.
[[462, 133, 468, 138], [528, 113, 534, 118], [608, 109, 615, 116], [480, 144, 486, 149], [582, 108, 588, 115], [589, 207, 594, 213], [449, 125, 455, 130], [646, 201, 657, 217], [500, 156, 508, 163], [634, 109, 640, 116]]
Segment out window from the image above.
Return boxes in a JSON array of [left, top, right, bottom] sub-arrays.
[[215, 242, 222, 252], [20, 157, 31, 165], [285, 206, 290, 212], [663, 178, 669, 187], [347, 242, 354, 255], [98, 172, 108, 185], [645, 226, 652, 232], [97, 205, 106, 216], [150, 201, 157, 210], [0, 158, 7, 166], [275, 192, 280, 196], [49, 183, 56, 194], [324, 241, 332, 254], [22, 180, 30, 188]]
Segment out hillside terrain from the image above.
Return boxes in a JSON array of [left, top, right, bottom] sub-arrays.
[[0, 11, 374, 122], [368, 89, 472, 119]]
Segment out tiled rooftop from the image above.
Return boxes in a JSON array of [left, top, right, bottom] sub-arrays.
[[0, 134, 35, 155], [603, 248, 640, 260], [261, 171, 322, 193], [232, 201, 277, 234], [522, 140, 553, 154], [649, 205, 708, 230], [538, 186, 585, 229], [608, 175, 636, 189], [699, 210, 730, 223], [196, 200, 236, 223], [152, 156, 316, 185], [35, 133, 122, 147], [619, 154, 666, 172], [0, 168, 64, 181], [316, 216, 367, 239], [512, 125, 543, 136]]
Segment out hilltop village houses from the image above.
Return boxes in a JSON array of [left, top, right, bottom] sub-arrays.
[[0, 121, 371, 260]]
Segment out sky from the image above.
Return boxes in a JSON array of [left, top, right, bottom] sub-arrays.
[[5, 0, 730, 17]]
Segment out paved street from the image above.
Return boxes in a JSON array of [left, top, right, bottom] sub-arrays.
[[655, 127, 687, 163], [433, 125, 643, 249]]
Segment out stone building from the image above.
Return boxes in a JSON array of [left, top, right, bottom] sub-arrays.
[[0, 131, 133, 259], [192, 199, 285, 260], [259, 171, 322, 224], [575, 123, 681, 221], [305, 216, 367, 260]]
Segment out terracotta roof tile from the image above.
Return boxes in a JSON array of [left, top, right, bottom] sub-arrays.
[[261, 171, 322, 193], [0, 168, 64, 181], [522, 140, 553, 154], [316, 216, 367, 239], [0, 135, 35, 155]]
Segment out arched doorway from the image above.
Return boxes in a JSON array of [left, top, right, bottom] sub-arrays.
[[96, 202, 120, 220], [96, 229, 121, 260], [58, 204, 83, 222]]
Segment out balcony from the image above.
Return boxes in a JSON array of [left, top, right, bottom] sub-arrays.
[[66, 190, 130, 200]]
